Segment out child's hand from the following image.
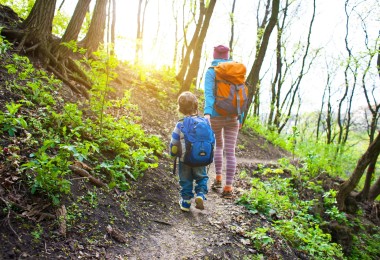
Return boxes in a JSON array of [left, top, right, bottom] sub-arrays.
[[171, 145, 178, 156]]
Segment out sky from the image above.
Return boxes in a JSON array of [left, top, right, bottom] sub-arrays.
[[58, 0, 379, 116]]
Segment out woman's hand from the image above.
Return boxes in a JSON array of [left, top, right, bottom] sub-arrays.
[[204, 114, 211, 123]]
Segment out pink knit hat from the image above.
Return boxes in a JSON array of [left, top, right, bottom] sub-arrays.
[[213, 45, 229, 59]]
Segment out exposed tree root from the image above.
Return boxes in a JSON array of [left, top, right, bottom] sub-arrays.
[[1, 27, 92, 99], [56, 205, 67, 237], [106, 225, 128, 243]]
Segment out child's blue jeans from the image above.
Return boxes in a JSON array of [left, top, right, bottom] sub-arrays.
[[178, 161, 208, 200]]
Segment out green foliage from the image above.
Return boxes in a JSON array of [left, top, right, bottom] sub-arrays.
[[5, 54, 59, 106], [0, 0, 34, 19], [246, 227, 274, 249], [237, 176, 344, 258], [323, 190, 348, 224], [244, 116, 360, 178], [350, 229, 380, 259], [244, 116, 293, 151], [274, 218, 344, 259], [60, 40, 86, 54], [0, 32, 12, 54], [52, 10, 70, 37], [22, 139, 72, 205], [0, 102, 28, 136], [31, 224, 43, 241], [83, 46, 119, 133], [84, 190, 98, 208], [1, 45, 164, 204]]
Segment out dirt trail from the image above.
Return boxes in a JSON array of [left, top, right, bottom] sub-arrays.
[[122, 156, 279, 259]]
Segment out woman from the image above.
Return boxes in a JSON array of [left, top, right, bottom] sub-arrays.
[[203, 45, 240, 199]]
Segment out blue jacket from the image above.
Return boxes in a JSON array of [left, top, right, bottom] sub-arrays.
[[203, 59, 231, 117]]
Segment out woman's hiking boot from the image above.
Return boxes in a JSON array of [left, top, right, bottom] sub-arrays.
[[211, 175, 222, 190], [221, 186, 233, 199], [195, 193, 206, 210]]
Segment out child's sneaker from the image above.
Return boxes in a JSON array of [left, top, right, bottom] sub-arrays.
[[222, 186, 233, 199], [179, 199, 191, 211], [195, 193, 206, 210]]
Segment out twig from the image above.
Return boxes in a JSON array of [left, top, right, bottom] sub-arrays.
[[69, 165, 107, 188], [152, 219, 172, 226], [1, 197, 21, 241]]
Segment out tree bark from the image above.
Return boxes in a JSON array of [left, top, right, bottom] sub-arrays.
[[80, 0, 108, 55], [368, 174, 380, 201], [267, 0, 286, 127], [178, 0, 217, 94], [337, 131, 380, 211], [21, 0, 57, 46], [228, 0, 236, 59], [243, 0, 279, 124], [55, 0, 92, 59], [253, 0, 271, 117], [176, 0, 205, 86]]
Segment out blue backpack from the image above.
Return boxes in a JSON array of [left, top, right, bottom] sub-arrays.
[[180, 116, 215, 167]]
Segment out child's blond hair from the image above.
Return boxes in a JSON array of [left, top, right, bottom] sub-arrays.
[[177, 91, 198, 115]]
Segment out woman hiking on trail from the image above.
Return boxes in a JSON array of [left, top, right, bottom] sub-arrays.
[[203, 45, 241, 199]]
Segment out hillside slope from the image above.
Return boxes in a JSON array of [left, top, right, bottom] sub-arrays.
[[0, 43, 292, 259]]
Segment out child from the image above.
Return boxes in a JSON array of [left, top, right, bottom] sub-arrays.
[[170, 91, 209, 211]]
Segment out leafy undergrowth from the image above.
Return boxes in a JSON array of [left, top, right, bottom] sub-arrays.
[[1, 34, 380, 259], [232, 159, 380, 259]]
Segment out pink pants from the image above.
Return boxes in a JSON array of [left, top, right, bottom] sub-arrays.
[[210, 117, 239, 186]]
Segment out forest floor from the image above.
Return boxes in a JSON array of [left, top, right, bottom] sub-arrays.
[[0, 58, 295, 259]]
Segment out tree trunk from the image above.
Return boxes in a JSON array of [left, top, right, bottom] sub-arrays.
[[228, 0, 237, 59], [80, 0, 108, 55], [356, 155, 379, 201], [337, 131, 380, 211], [134, 0, 149, 65], [243, 0, 279, 124], [267, 3, 285, 127], [253, 0, 271, 117], [368, 174, 380, 201], [178, 0, 217, 94], [111, 0, 116, 47], [21, 0, 57, 46], [176, 0, 205, 86], [55, 0, 92, 59]]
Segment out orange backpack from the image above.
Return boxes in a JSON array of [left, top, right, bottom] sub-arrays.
[[213, 61, 248, 118]]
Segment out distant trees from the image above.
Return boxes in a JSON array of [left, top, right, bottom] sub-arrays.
[[135, 0, 149, 65]]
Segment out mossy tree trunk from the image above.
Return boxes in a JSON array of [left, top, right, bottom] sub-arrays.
[[336, 131, 380, 211]]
